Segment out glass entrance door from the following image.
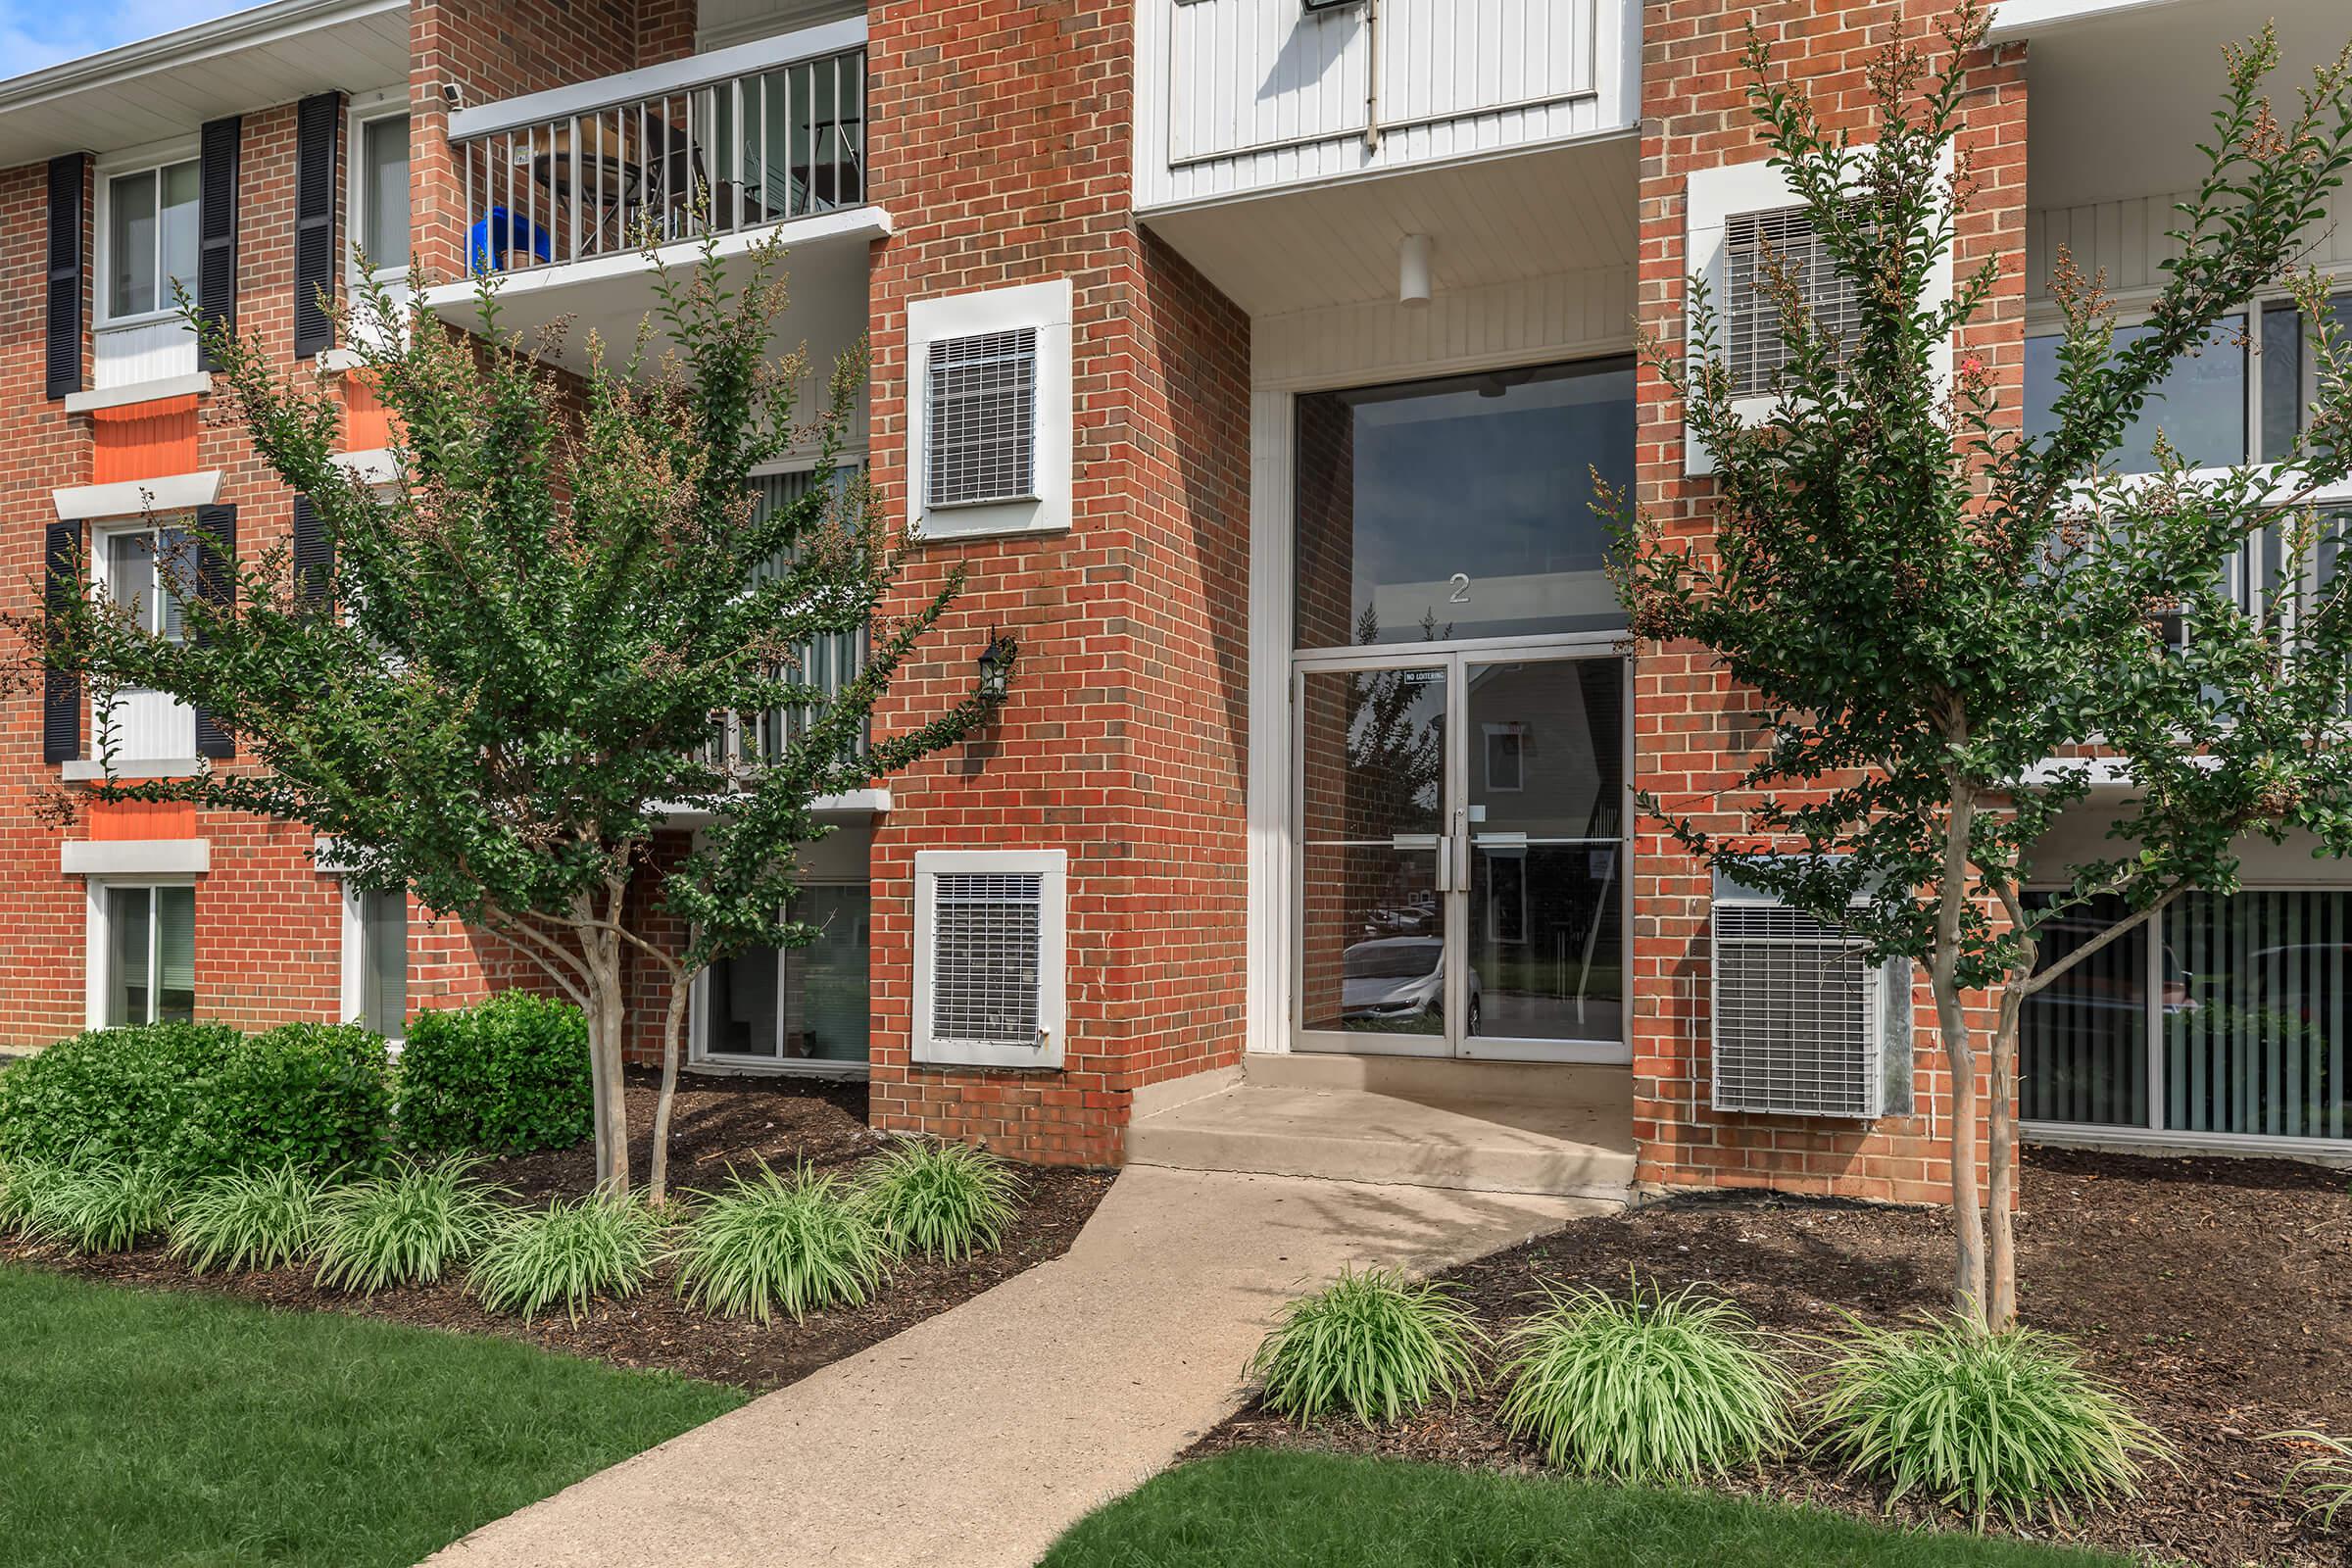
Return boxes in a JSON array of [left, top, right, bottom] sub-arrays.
[[1295, 652, 1627, 1061]]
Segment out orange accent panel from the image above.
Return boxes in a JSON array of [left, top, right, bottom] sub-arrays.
[[91, 396, 201, 485], [85, 800, 198, 842], [343, 375, 399, 452]]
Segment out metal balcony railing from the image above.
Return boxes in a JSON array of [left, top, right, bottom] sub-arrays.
[[452, 41, 866, 278]]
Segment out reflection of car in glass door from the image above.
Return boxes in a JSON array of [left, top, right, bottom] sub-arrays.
[[1341, 936, 1481, 1034]]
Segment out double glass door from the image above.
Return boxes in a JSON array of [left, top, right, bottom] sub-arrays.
[[1294, 650, 1628, 1060]]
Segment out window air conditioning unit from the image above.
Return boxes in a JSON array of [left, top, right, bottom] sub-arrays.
[[1709, 869, 1910, 1119]]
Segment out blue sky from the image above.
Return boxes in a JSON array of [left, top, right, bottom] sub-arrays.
[[0, 1, 251, 75]]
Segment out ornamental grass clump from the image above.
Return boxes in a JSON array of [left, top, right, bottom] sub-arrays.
[[1247, 1267, 1484, 1428], [17, 1159, 178, 1253], [674, 1163, 888, 1324], [0, 1155, 69, 1236], [1813, 1315, 2170, 1526], [312, 1155, 509, 1294], [2271, 1429, 2352, 1529], [1495, 1280, 1790, 1483], [857, 1141, 1021, 1262], [469, 1195, 667, 1322], [170, 1163, 330, 1274]]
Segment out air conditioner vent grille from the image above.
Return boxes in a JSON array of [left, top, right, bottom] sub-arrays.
[[1711, 900, 1883, 1118], [929, 872, 1044, 1049]]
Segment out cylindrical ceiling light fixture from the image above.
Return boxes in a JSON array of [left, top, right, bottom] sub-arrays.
[[1398, 232, 1434, 308]]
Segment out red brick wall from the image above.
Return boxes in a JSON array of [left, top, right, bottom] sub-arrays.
[[859, 0, 1252, 1164], [1632, 4, 2027, 1203]]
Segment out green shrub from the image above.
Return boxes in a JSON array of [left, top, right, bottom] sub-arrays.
[[170, 1163, 329, 1274], [1495, 1280, 1790, 1483], [0, 1155, 72, 1237], [469, 1196, 665, 1322], [1813, 1315, 2170, 1525], [0, 1021, 391, 1179], [2272, 1428, 2352, 1529], [1248, 1267, 1484, 1428], [313, 1156, 510, 1293], [858, 1140, 1021, 1262], [398, 994, 592, 1154], [18, 1159, 178, 1253], [674, 1163, 888, 1324]]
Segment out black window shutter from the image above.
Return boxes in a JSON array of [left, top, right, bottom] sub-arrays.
[[42, 522, 82, 763], [44, 153, 86, 401], [291, 494, 331, 604], [197, 117, 241, 372], [193, 503, 236, 760], [294, 93, 341, 360]]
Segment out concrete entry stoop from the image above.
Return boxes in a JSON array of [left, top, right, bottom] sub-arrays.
[[1124, 1054, 1638, 1201]]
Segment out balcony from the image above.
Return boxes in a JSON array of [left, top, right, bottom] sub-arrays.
[[421, 20, 886, 386], [1134, 0, 1637, 215]]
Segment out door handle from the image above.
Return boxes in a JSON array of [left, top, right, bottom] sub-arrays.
[[1435, 837, 1452, 894]]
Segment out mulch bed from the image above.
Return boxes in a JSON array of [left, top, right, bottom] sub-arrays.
[[1192, 1148, 2352, 1567], [2, 1067, 1111, 1393]]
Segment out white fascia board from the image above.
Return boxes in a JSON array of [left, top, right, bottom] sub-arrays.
[[448, 17, 869, 140], [332, 448, 400, 485], [656, 787, 893, 825], [1986, 0, 2191, 42], [55, 470, 221, 521], [62, 839, 210, 876], [64, 372, 212, 414], [0, 0, 403, 111], [416, 206, 892, 317], [314, 348, 367, 374], [60, 758, 205, 782]]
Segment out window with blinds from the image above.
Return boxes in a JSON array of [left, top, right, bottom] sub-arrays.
[[1723, 206, 1863, 397], [925, 328, 1037, 508]]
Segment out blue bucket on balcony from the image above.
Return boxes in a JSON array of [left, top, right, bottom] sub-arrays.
[[467, 207, 554, 275]]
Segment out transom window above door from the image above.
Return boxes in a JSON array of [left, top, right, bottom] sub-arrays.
[[1293, 357, 1637, 652], [105, 158, 201, 321]]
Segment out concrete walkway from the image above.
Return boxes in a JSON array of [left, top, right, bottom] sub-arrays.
[[425, 1166, 1603, 1568]]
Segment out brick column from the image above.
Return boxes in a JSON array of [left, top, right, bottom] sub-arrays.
[[860, 0, 1252, 1164], [1632, 2, 2027, 1204]]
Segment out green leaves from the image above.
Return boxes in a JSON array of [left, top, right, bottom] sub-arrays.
[[169, 1163, 330, 1275], [855, 1140, 1022, 1263], [397, 995, 592, 1155], [1495, 1281, 1792, 1483], [1247, 1267, 1485, 1428], [312, 1156, 511, 1294], [1812, 1315, 2169, 1526], [468, 1195, 665, 1323], [672, 1162, 889, 1324]]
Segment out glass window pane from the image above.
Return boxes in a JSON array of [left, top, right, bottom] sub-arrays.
[[2165, 890, 2349, 1140], [706, 947, 780, 1056], [2024, 318, 2246, 473], [2019, 893, 2149, 1128], [159, 161, 201, 305], [361, 117, 411, 269], [108, 170, 158, 318], [784, 885, 869, 1062], [2261, 303, 2302, 464], [156, 887, 195, 1024], [1295, 358, 1636, 650], [107, 886, 152, 1026], [105, 532, 158, 632], [361, 885, 408, 1038]]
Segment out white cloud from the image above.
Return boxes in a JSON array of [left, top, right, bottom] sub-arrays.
[[0, 0, 252, 77]]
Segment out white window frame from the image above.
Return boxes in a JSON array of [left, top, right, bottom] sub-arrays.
[[347, 90, 412, 288], [88, 518, 197, 764], [911, 848, 1067, 1070], [906, 279, 1072, 541], [1683, 153, 1954, 476], [95, 140, 203, 329], [339, 879, 410, 1045], [82, 876, 198, 1030], [689, 872, 873, 1078]]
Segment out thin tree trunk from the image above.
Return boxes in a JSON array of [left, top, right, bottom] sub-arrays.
[[598, 918, 631, 1197], [1987, 972, 2026, 1331], [1934, 781, 1988, 1329], [647, 965, 691, 1205], [584, 956, 614, 1192]]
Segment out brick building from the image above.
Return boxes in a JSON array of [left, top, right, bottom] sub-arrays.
[[1, 0, 2345, 1201]]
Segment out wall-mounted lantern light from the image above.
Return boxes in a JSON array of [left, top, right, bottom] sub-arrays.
[[977, 630, 1018, 704]]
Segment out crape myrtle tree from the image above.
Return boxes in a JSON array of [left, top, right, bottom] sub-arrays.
[[31, 235, 1002, 1202], [1613, 2, 2352, 1331]]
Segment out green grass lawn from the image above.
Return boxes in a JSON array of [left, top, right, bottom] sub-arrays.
[[0, 1263, 746, 1567], [1041, 1449, 2129, 1568]]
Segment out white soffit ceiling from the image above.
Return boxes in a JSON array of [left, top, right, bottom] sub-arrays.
[[0, 0, 411, 169]]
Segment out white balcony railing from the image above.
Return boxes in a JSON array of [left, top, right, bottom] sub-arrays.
[[447, 24, 866, 278]]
